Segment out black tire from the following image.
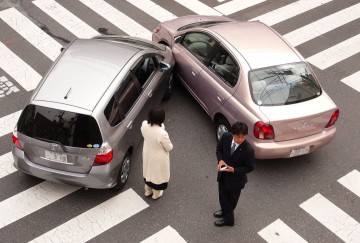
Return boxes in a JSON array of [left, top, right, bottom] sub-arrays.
[[113, 153, 131, 190], [163, 73, 174, 101], [215, 118, 231, 142]]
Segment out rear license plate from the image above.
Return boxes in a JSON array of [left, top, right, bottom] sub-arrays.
[[290, 146, 310, 157], [44, 150, 68, 163]]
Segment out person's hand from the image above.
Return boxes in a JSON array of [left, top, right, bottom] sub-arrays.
[[217, 160, 227, 171]]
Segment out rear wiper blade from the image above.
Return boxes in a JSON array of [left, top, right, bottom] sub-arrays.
[[34, 137, 68, 152]]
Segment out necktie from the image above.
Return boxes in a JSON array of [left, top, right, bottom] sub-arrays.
[[231, 143, 236, 154]]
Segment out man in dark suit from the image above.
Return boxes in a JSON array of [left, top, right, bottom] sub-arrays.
[[214, 121, 255, 227]]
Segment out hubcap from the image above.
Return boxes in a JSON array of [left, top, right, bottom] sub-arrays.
[[120, 157, 130, 183], [168, 74, 173, 93], [217, 124, 228, 141]]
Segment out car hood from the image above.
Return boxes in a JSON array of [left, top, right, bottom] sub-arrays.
[[259, 94, 337, 142]]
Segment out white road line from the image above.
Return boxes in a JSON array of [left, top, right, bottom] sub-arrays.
[[29, 189, 148, 243], [300, 193, 360, 243], [0, 152, 17, 179], [258, 219, 308, 243], [284, 3, 360, 47], [215, 0, 266, 16], [338, 170, 360, 197], [141, 225, 187, 243], [0, 110, 21, 137], [340, 71, 360, 93], [79, 0, 152, 39], [250, 0, 334, 26], [174, 0, 222, 16], [306, 33, 360, 70], [127, 0, 177, 22], [0, 181, 79, 229], [33, 0, 98, 38], [0, 42, 41, 91], [0, 7, 62, 61]]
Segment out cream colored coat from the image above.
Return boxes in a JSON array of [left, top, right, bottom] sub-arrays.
[[141, 120, 173, 185]]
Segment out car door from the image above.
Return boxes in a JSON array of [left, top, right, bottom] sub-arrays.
[[172, 32, 216, 97], [196, 45, 240, 114]]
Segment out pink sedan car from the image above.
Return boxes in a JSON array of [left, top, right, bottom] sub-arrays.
[[152, 15, 339, 159]]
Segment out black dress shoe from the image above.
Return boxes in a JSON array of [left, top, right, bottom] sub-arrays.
[[213, 210, 223, 218], [214, 219, 234, 227]]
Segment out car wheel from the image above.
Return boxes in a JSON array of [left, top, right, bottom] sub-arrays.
[[113, 153, 131, 190], [163, 73, 173, 101], [216, 118, 231, 142]]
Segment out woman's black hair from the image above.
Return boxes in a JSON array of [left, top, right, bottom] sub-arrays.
[[148, 106, 165, 126]]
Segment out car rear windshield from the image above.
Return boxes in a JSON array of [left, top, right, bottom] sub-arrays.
[[249, 62, 322, 106], [17, 104, 103, 148]]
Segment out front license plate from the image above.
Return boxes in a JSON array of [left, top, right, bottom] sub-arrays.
[[44, 150, 68, 163], [290, 146, 310, 157]]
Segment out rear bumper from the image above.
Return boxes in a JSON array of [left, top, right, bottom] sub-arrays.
[[251, 126, 336, 159], [12, 147, 118, 189]]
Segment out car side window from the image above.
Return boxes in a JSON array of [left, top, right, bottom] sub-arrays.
[[133, 55, 159, 87], [181, 32, 216, 62], [104, 72, 142, 126], [209, 46, 239, 87]]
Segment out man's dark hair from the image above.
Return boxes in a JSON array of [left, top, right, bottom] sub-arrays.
[[230, 122, 248, 135], [148, 106, 165, 126]]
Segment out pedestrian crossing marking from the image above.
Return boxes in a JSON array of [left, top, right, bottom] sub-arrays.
[[0, 181, 80, 229], [29, 188, 149, 243], [338, 169, 360, 197], [215, 0, 266, 16], [0, 42, 41, 91], [127, 0, 177, 23], [250, 0, 334, 26], [300, 193, 360, 243], [0, 110, 22, 137], [306, 33, 360, 70], [33, 0, 98, 38], [0, 7, 62, 61], [0, 152, 17, 179], [284, 3, 360, 47], [258, 219, 308, 243], [141, 225, 187, 243], [79, 0, 152, 40], [340, 71, 360, 93], [174, 0, 222, 16]]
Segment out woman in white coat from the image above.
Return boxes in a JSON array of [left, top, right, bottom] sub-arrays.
[[141, 106, 173, 199]]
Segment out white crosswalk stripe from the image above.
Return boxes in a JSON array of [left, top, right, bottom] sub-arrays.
[[215, 0, 266, 16], [340, 71, 360, 93], [175, 0, 222, 16], [127, 0, 177, 22], [29, 189, 148, 243], [33, 0, 98, 38], [338, 169, 360, 197], [300, 193, 360, 243], [79, 0, 152, 39], [306, 33, 360, 69], [141, 225, 187, 243], [0, 7, 62, 61], [0, 152, 17, 179], [284, 3, 360, 47], [0, 110, 21, 137], [250, 0, 334, 26]]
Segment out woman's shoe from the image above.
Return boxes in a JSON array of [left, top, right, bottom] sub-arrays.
[[152, 190, 163, 200]]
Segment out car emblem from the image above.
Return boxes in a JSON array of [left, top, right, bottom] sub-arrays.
[[297, 120, 310, 129], [50, 143, 59, 151]]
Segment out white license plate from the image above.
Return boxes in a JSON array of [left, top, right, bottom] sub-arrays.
[[44, 150, 68, 163], [290, 146, 310, 157]]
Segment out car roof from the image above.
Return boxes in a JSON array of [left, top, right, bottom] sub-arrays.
[[33, 38, 140, 111], [207, 21, 301, 69]]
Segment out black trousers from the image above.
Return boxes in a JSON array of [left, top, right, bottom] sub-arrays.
[[218, 182, 242, 224]]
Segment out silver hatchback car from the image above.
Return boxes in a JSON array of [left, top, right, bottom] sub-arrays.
[[12, 36, 174, 189], [153, 15, 339, 159]]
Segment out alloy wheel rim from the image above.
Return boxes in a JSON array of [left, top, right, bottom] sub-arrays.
[[121, 157, 130, 183], [217, 124, 228, 141]]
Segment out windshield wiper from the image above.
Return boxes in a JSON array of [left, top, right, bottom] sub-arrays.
[[34, 137, 68, 152]]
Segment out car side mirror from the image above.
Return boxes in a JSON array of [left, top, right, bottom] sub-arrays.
[[174, 36, 182, 44], [159, 61, 171, 72]]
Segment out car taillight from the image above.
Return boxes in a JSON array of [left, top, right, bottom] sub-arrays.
[[93, 142, 113, 166], [12, 127, 23, 150], [153, 25, 161, 33], [325, 109, 340, 128], [253, 121, 275, 140]]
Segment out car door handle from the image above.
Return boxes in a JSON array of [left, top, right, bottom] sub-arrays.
[[217, 94, 224, 102], [127, 121, 133, 129], [191, 71, 196, 76], [148, 90, 153, 98]]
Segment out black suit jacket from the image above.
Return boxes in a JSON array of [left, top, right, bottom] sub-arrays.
[[216, 132, 255, 191]]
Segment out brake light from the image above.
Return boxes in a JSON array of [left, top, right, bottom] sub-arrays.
[[153, 25, 161, 33], [93, 142, 113, 166], [253, 121, 275, 140], [325, 109, 340, 128], [12, 128, 23, 150]]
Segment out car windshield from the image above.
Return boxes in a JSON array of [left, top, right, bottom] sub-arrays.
[[249, 62, 322, 106], [17, 105, 103, 148]]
